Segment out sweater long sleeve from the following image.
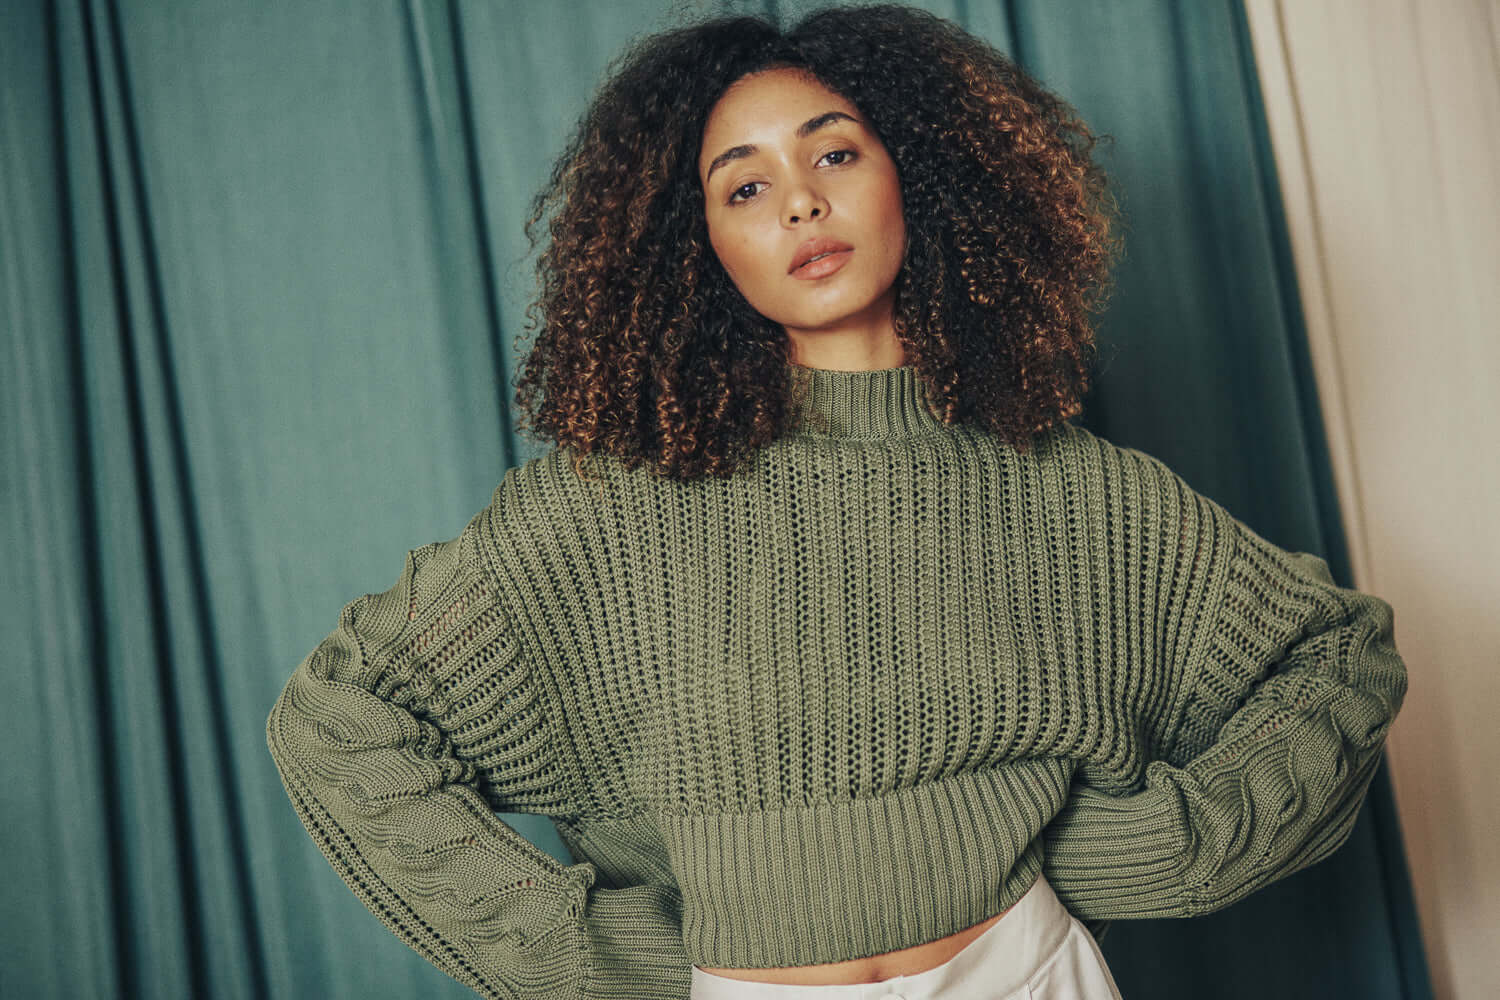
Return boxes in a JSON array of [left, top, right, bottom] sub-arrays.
[[1042, 482, 1407, 920], [264, 503, 691, 999], [266, 362, 1407, 993]]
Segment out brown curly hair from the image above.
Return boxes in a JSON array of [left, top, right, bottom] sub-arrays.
[[515, 2, 1124, 483]]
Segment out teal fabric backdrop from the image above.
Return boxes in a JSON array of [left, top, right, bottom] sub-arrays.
[[0, 0, 1431, 997]]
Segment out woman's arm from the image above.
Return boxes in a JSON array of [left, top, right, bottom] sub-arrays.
[[1041, 470, 1407, 921], [265, 502, 690, 999]]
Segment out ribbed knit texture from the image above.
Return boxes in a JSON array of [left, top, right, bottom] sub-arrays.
[[266, 362, 1407, 999]]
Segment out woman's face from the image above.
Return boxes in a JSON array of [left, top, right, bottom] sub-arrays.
[[698, 68, 907, 349]]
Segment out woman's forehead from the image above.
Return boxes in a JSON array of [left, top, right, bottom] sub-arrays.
[[699, 69, 864, 171], [708, 68, 853, 127]]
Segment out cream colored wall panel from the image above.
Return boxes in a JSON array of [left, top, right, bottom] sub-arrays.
[[1244, 2, 1500, 996]]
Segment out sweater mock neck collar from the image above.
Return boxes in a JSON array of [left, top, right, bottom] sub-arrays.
[[784, 360, 949, 440]]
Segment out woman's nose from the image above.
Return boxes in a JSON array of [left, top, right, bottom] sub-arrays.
[[784, 182, 829, 225]]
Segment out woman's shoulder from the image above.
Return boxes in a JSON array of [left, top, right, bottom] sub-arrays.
[[1034, 419, 1203, 494], [999, 418, 1137, 481], [481, 443, 652, 536]]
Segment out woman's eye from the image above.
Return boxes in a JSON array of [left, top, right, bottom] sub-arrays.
[[728, 181, 763, 205], [725, 150, 858, 206]]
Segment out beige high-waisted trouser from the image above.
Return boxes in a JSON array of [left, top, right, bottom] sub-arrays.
[[689, 874, 1123, 1000]]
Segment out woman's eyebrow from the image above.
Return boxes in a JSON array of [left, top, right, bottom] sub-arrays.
[[703, 110, 863, 184]]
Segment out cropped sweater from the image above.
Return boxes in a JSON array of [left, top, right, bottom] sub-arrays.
[[265, 362, 1407, 1000]]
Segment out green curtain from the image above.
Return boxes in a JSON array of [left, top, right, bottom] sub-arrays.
[[0, 0, 1430, 997]]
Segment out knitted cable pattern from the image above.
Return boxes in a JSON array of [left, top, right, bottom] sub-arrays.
[[267, 363, 1405, 998]]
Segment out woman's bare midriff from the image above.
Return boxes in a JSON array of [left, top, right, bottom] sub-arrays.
[[696, 904, 1011, 986]]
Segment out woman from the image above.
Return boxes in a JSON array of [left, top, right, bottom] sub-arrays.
[[265, 6, 1407, 1000]]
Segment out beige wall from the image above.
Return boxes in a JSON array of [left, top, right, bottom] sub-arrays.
[[1243, 2, 1500, 996]]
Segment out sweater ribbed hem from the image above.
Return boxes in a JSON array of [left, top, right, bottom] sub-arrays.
[[661, 762, 1071, 968]]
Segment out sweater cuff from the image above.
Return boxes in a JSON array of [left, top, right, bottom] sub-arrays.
[[580, 884, 692, 999], [1041, 779, 1194, 920]]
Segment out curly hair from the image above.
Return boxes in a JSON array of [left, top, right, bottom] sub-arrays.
[[515, 2, 1124, 483]]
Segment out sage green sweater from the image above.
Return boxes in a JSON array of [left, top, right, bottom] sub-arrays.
[[266, 362, 1406, 999]]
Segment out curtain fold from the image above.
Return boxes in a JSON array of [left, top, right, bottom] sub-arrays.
[[0, 1, 1430, 997]]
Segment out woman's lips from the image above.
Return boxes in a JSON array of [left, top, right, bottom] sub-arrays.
[[790, 248, 853, 280]]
